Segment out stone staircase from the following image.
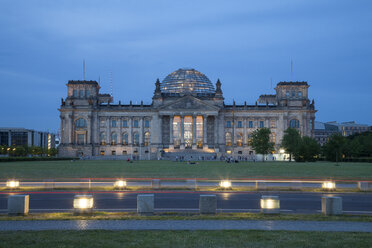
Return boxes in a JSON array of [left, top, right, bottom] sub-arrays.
[[162, 149, 217, 161]]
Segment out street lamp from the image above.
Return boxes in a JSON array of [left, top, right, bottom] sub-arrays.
[[322, 181, 336, 190], [6, 180, 20, 189], [260, 195, 280, 214], [219, 180, 232, 189], [114, 180, 127, 189], [73, 195, 94, 214]]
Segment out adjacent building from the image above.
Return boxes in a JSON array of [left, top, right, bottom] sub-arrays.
[[326, 121, 370, 136], [313, 121, 340, 146], [0, 128, 56, 149], [58, 68, 316, 159]]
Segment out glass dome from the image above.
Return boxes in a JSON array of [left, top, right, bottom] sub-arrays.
[[161, 68, 215, 94]]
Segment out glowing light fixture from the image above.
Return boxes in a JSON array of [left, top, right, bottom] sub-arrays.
[[322, 181, 336, 190], [260, 195, 280, 214], [279, 149, 285, 154], [6, 180, 20, 188], [114, 180, 127, 189], [73, 195, 93, 213], [219, 180, 232, 189]]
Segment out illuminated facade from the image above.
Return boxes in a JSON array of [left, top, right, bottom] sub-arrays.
[[58, 68, 316, 159]]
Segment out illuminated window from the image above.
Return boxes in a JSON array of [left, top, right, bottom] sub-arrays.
[[144, 132, 150, 146], [100, 150, 105, 156], [133, 133, 140, 146], [75, 118, 87, 128], [100, 132, 106, 145], [270, 132, 276, 143], [111, 132, 117, 145], [225, 133, 232, 146], [289, 119, 300, 128], [237, 133, 243, 147], [122, 133, 128, 145]]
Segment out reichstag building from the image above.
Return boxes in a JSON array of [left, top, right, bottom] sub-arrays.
[[58, 68, 316, 159]]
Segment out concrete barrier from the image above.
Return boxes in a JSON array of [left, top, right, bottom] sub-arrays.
[[8, 195, 29, 215], [137, 194, 154, 215], [186, 179, 197, 190], [151, 179, 161, 189], [260, 195, 280, 214], [322, 196, 342, 215], [358, 182, 369, 191], [199, 194, 217, 214]]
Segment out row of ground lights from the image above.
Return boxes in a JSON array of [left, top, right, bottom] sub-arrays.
[[4, 179, 337, 190]]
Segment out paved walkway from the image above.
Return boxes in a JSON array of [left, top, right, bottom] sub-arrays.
[[1, 220, 372, 232]]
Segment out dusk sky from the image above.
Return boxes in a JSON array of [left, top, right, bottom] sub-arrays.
[[1, 0, 371, 133]]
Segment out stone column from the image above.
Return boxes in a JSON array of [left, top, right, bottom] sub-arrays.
[[69, 114, 73, 144], [87, 115, 91, 144], [169, 115, 173, 149], [106, 117, 111, 145], [60, 117, 64, 144], [180, 115, 185, 149], [243, 117, 247, 146], [192, 115, 196, 149], [8, 130, 11, 146], [203, 115, 208, 149], [129, 117, 133, 146], [140, 117, 144, 146], [214, 116, 218, 147]]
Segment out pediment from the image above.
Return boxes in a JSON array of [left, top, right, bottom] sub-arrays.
[[159, 95, 220, 112]]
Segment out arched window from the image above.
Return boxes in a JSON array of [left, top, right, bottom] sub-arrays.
[[75, 118, 87, 128], [225, 133, 232, 147], [100, 132, 106, 145], [289, 119, 300, 128], [122, 133, 128, 146], [236, 133, 243, 147], [144, 132, 150, 146], [133, 133, 140, 146], [111, 132, 117, 145]]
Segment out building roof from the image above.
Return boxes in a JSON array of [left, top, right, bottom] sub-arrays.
[[160, 68, 215, 94], [277, 81, 308, 86], [67, 80, 98, 85]]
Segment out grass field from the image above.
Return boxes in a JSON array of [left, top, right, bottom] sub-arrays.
[[1, 230, 372, 248], [1, 160, 372, 180]]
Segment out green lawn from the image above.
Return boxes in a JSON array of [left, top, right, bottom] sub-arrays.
[[0, 160, 372, 180], [1, 230, 372, 248]]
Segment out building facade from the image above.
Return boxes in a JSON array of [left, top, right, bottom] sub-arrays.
[[313, 121, 340, 146], [58, 68, 316, 159], [0, 128, 55, 149]]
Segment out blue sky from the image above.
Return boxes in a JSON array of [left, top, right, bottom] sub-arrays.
[[0, 0, 371, 132]]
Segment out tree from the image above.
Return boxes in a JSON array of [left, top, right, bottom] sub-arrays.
[[323, 133, 346, 163], [48, 148, 58, 157], [281, 128, 302, 162], [294, 136, 320, 162], [251, 127, 274, 161]]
